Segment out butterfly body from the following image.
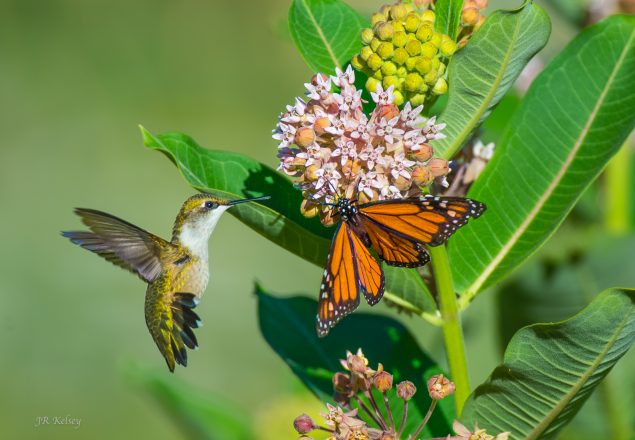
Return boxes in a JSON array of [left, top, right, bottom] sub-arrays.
[[317, 195, 486, 336], [63, 194, 269, 371]]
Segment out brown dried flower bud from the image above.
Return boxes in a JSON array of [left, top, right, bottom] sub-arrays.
[[293, 414, 316, 434], [396, 380, 416, 401], [376, 103, 400, 121], [295, 127, 316, 147], [333, 372, 353, 395], [413, 143, 434, 161], [427, 374, 456, 400], [429, 158, 450, 177], [373, 371, 393, 392], [305, 164, 320, 181]]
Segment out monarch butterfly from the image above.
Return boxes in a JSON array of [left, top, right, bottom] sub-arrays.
[[316, 195, 486, 336]]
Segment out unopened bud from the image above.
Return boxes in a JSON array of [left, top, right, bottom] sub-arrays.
[[376, 104, 400, 121], [432, 78, 448, 95], [427, 374, 456, 400], [462, 7, 480, 26], [397, 381, 417, 401], [440, 39, 457, 57], [366, 77, 381, 94], [413, 0, 432, 7], [370, 37, 381, 52], [424, 69, 438, 85], [404, 12, 421, 33], [404, 73, 423, 92], [429, 158, 450, 177], [414, 143, 434, 161], [393, 90, 405, 106], [371, 12, 386, 26], [367, 53, 383, 71], [305, 165, 320, 182], [333, 372, 352, 394], [420, 9, 436, 23], [429, 32, 442, 47], [360, 46, 374, 61], [377, 42, 394, 59], [412, 166, 433, 186], [313, 117, 331, 135], [405, 39, 422, 56], [416, 23, 434, 42], [375, 22, 394, 41], [351, 54, 365, 71], [393, 47, 409, 65], [300, 198, 320, 218], [415, 57, 432, 74], [361, 28, 375, 45], [295, 127, 316, 147], [390, 4, 409, 21], [293, 414, 316, 434], [382, 75, 400, 90], [421, 41, 438, 58], [381, 61, 397, 76], [373, 371, 394, 392], [410, 93, 425, 106]]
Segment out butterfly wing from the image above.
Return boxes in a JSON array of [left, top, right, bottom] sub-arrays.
[[358, 196, 486, 267], [316, 221, 384, 337]]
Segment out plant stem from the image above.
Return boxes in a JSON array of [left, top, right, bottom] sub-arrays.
[[604, 142, 632, 233], [428, 245, 470, 415], [397, 401, 408, 439], [383, 393, 396, 432], [408, 399, 436, 440]]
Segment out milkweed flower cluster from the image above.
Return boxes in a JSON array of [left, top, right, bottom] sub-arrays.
[[292, 348, 463, 440], [274, 66, 450, 226], [352, 1, 456, 106]]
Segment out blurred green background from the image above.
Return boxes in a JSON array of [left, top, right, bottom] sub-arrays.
[[0, 0, 632, 439]]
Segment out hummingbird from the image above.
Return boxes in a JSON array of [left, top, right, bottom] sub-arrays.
[[62, 193, 270, 372]]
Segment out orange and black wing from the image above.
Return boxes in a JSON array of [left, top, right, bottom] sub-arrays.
[[358, 196, 486, 267], [316, 222, 384, 337]]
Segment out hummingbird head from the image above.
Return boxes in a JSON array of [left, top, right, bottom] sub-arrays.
[[173, 193, 270, 257]]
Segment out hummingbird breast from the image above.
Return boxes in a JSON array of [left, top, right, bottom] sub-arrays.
[[167, 256, 210, 298]]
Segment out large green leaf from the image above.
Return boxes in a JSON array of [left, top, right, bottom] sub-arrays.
[[288, 0, 367, 73], [435, 1, 551, 159], [434, 0, 464, 41], [142, 128, 438, 317], [126, 366, 252, 440], [450, 16, 635, 302], [497, 234, 635, 440], [256, 284, 453, 437], [462, 288, 635, 440]]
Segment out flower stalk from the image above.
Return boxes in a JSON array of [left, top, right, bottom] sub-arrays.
[[428, 245, 470, 415]]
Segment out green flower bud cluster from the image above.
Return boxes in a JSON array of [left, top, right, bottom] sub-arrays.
[[352, 2, 456, 106]]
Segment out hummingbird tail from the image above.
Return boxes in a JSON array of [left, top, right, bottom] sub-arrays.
[[145, 291, 201, 372]]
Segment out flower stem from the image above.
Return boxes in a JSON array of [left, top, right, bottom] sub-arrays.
[[408, 399, 436, 440], [605, 142, 632, 233], [355, 395, 385, 429], [365, 390, 389, 430], [397, 401, 408, 439], [383, 393, 396, 432], [429, 244, 470, 415]]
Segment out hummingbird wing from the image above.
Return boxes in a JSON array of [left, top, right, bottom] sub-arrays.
[[145, 282, 200, 372], [63, 208, 172, 282]]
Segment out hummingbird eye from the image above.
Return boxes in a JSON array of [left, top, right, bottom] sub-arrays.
[[204, 201, 218, 210]]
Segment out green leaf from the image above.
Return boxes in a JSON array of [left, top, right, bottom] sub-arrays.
[[435, 1, 551, 159], [142, 127, 438, 317], [434, 0, 464, 41], [141, 127, 331, 266], [450, 16, 635, 301], [462, 288, 635, 440], [126, 365, 252, 440], [256, 284, 454, 437], [288, 0, 367, 73]]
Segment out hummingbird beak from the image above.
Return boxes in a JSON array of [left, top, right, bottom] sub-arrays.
[[226, 195, 271, 206]]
